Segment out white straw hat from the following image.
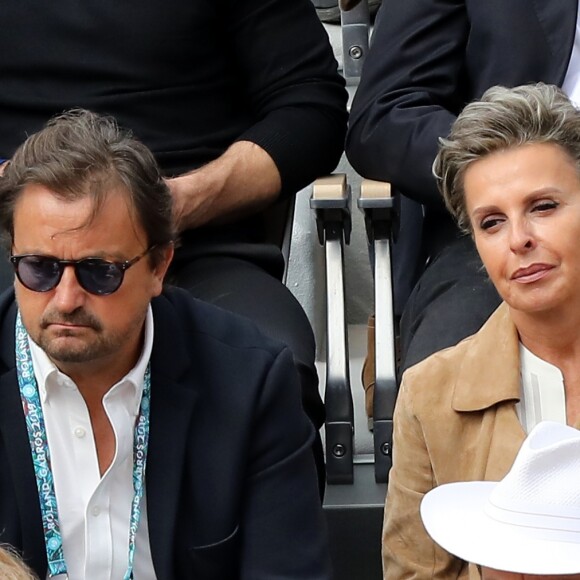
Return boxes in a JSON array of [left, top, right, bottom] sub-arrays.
[[420, 421, 580, 575]]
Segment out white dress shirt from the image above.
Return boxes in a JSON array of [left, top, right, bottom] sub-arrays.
[[562, 1, 580, 105], [29, 307, 156, 580], [517, 343, 567, 433]]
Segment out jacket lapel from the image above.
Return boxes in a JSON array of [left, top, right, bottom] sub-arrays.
[[146, 293, 199, 579], [450, 303, 527, 479], [531, 0, 577, 83]]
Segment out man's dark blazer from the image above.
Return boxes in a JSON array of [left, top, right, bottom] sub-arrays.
[[345, 0, 577, 304], [0, 286, 331, 579]]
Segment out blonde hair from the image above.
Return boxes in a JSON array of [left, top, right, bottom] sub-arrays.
[[0, 546, 36, 580], [433, 83, 580, 232]]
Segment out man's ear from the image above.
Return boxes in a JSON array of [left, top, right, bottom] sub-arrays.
[[152, 243, 175, 286], [340, 0, 363, 11]]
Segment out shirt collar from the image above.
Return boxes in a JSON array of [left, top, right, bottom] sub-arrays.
[[28, 305, 154, 413]]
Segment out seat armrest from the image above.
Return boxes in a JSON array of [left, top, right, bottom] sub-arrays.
[[311, 174, 354, 484], [358, 179, 397, 483]]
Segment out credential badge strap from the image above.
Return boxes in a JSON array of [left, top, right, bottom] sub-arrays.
[[15, 312, 151, 579]]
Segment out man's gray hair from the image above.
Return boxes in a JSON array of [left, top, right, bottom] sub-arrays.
[[0, 109, 175, 265], [433, 83, 580, 232]]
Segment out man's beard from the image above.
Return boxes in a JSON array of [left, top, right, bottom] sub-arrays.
[[35, 307, 112, 364]]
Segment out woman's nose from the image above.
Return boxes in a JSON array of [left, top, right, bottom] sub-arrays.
[[509, 219, 536, 253]]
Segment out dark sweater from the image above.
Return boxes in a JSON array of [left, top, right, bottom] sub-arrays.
[[0, 0, 347, 200]]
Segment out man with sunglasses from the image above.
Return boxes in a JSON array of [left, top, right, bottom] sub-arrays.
[[0, 109, 331, 579]]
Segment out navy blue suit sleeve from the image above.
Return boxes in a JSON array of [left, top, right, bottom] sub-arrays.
[[346, 0, 470, 209], [241, 346, 331, 579]]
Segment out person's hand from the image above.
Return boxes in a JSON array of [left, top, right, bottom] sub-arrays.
[[164, 141, 281, 233]]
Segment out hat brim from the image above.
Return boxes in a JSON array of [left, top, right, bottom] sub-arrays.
[[420, 482, 580, 575]]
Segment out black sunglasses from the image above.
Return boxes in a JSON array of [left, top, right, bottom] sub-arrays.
[[10, 246, 156, 296]]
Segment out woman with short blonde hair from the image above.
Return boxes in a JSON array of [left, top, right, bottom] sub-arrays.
[[384, 83, 580, 578]]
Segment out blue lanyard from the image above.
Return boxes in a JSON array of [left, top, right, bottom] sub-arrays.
[[15, 312, 151, 579]]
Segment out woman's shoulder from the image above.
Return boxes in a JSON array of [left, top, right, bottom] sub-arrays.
[[400, 337, 477, 407], [400, 302, 515, 410]]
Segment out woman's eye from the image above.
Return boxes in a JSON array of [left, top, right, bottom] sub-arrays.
[[480, 216, 503, 231], [532, 200, 558, 212]]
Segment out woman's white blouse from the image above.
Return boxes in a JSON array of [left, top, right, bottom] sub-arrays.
[[518, 343, 567, 433]]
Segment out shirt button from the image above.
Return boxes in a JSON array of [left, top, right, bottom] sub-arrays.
[[74, 427, 86, 438], [91, 506, 101, 517]]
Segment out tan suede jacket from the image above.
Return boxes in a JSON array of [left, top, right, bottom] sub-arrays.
[[383, 303, 527, 579]]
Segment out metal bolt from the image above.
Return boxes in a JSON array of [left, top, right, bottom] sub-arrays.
[[381, 442, 391, 456], [349, 46, 363, 60], [333, 444, 346, 458]]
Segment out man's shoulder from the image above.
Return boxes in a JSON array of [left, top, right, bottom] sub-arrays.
[[153, 285, 286, 359], [150, 286, 298, 421], [0, 289, 16, 368], [0, 287, 15, 320]]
